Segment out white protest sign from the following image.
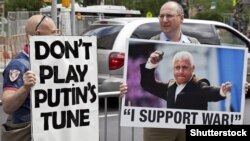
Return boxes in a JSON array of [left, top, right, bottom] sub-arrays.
[[30, 36, 99, 141]]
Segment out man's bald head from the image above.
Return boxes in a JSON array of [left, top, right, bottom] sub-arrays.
[[160, 1, 184, 16], [25, 14, 58, 36]]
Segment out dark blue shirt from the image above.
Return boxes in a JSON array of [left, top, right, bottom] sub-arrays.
[[3, 51, 30, 124]]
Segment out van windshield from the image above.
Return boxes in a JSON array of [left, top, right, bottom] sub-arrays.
[[81, 25, 123, 50]]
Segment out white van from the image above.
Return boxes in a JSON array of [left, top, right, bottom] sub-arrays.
[[81, 17, 250, 95]]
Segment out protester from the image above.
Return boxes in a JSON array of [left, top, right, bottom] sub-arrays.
[[120, 1, 199, 141], [120, 1, 247, 141], [1, 14, 58, 141]]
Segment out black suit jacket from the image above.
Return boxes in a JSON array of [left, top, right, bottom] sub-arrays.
[[140, 63, 226, 110]]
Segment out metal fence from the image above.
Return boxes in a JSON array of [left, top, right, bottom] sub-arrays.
[[0, 91, 142, 141], [7, 11, 40, 36], [0, 33, 26, 70], [95, 92, 143, 141], [99, 91, 122, 141], [1, 11, 122, 37]]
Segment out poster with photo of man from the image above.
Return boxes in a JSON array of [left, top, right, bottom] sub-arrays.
[[120, 38, 248, 129]]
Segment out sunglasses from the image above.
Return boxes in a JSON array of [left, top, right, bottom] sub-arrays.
[[35, 15, 46, 32]]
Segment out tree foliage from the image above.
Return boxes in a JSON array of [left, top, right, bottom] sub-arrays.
[[193, 10, 223, 22], [103, 0, 237, 20], [78, 0, 98, 6], [104, 0, 166, 17], [4, 0, 44, 16], [3, 0, 249, 24]]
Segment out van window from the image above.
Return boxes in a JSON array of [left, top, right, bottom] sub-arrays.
[[132, 23, 161, 39], [181, 23, 220, 45], [82, 25, 123, 50], [215, 26, 249, 47]]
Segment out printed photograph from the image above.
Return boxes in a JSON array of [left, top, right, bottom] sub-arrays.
[[123, 39, 247, 113]]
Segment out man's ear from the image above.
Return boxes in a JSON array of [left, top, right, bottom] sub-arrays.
[[180, 14, 184, 23], [192, 65, 195, 72]]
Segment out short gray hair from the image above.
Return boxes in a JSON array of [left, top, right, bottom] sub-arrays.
[[172, 51, 194, 66]]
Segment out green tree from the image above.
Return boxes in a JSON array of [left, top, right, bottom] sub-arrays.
[[4, 0, 45, 16], [189, 0, 234, 18], [193, 10, 223, 22], [78, 0, 98, 6], [104, 0, 166, 17]]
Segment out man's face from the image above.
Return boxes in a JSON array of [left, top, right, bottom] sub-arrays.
[[173, 58, 194, 84], [159, 4, 183, 35]]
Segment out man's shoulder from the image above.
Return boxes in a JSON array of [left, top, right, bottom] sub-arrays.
[[5, 52, 29, 69], [168, 79, 176, 87], [150, 35, 160, 40], [150, 34, 160, 40], [150, 33, 200, 44], [185, 35, 200, 44], [192, 76, 210, 86]]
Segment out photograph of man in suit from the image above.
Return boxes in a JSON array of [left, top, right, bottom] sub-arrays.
[[140, 50, 232, 111]]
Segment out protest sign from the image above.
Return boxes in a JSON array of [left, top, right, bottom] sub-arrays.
[[30, 36, 98, 141], [121, 38, 247, 129]]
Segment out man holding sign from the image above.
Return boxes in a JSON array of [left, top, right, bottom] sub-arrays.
[[1, 14, 59, 141]]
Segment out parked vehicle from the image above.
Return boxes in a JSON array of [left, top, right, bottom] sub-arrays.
[[81, 17, 250, 97]]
